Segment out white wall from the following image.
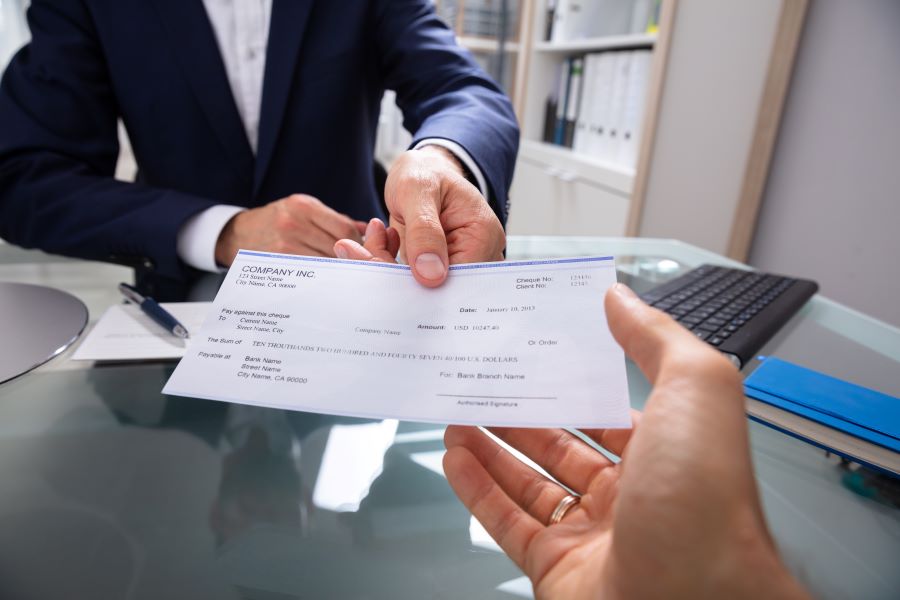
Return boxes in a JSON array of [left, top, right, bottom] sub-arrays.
[[637, 0, 785, 254], [749, 0, 900, 327]]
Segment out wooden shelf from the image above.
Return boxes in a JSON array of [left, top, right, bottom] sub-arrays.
[[457, 36, 520, 53], [534, 33, 656, 54]]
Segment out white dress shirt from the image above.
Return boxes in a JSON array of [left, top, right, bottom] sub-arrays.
[[178, 0, 488, 272]]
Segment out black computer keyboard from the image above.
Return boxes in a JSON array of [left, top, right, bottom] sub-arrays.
[[639, 265, 819, 368]]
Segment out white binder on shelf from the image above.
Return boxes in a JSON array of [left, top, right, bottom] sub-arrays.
[[549, 0, 571, 43], [588, 51, 616, 159], [564, 56, 584, 147], [573, 54, 595, 153], [553, 57, 572, 145], [602, 51, 633, 164], [616, 49, 652, 168]]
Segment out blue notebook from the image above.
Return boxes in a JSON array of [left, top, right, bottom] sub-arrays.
[[744, 357, 900, 454]]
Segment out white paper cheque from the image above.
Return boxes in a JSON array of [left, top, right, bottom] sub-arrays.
[[162, 250, 631, 428]]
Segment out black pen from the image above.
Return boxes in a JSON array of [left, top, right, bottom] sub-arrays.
[[118, 283, 190, 339]]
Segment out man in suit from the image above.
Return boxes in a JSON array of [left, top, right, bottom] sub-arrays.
[[0, 0, 518, 290]]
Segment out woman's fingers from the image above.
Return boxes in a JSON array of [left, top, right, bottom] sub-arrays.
[[604, 283, 743, 417], [579, 409, 642, 457], [486, 426, 618, 495], [604, 283, 693, 384], [446, 426, 592, 525], [443, 445, 543, 571]]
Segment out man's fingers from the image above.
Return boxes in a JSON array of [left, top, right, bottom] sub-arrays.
[[386, 226, 401, 258], [443, 444, 543, 571], [384, 148, 507, 282], [362, 218, 399, 262], [302, 196, 364, 244], [360, 218, 399, 262], [395, 188, 449, 286], [291, 224, 343, 256], [486, 427, 617, 496], [334, 219, 399, 263], [334, 239, 372, 261], [364, 218, 388, 248], [441, 193, 507, 264], [407, 210, 449, 286]]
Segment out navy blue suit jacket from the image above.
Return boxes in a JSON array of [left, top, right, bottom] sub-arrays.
[[0, 0, 518, 281]]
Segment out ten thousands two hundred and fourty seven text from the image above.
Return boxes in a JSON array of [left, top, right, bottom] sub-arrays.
[[198, 341, 520, 365]]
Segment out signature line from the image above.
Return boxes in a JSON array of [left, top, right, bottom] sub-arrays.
[[437, 394, 557, 400]]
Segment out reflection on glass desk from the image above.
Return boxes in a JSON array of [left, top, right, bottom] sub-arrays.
[[0, 237, 898, 600]]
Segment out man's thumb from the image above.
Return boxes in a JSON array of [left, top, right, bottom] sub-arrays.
[[405, 207, 449, 288]]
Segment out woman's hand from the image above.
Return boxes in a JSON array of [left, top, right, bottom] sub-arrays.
[[442, 284, 809, 600]]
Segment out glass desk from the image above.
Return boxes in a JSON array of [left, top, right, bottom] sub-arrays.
[[0, 237, 897, 599]]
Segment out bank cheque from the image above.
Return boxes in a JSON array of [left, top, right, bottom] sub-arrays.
[[163, 250, 631, 428]]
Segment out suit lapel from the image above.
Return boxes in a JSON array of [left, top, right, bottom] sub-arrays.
[[253, 0, 315, 195], [150, 0, 255, 177]]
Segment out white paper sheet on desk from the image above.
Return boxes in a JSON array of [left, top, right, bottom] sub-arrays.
[[72, 302, 211, 361], [162, 251, 631, 428]]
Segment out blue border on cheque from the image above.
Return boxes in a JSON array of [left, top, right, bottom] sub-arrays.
[[236, 250, 615, 272]]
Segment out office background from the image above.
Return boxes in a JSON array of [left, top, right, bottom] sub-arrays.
[[1, 0, 897, 327], [749, 0, 900, 328], [0, 4, 898, 598]]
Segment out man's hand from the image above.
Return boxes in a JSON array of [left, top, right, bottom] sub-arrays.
[[442, 285, 809, 600], [385, 145, 505, 287], [214, 194, 366, 266]]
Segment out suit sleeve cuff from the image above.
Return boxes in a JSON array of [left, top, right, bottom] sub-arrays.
[[176, 204, 246, 272], [414, 138, 490, 203]]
